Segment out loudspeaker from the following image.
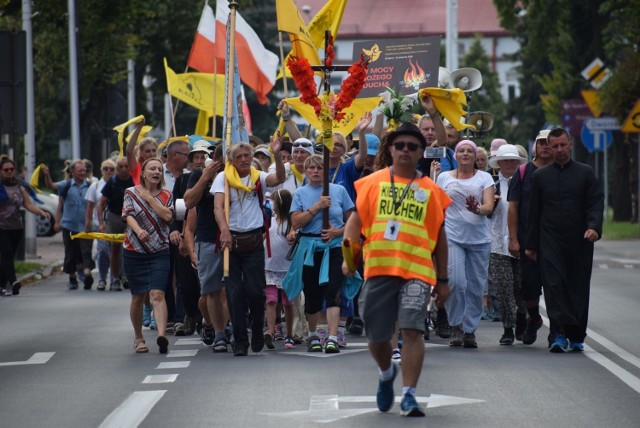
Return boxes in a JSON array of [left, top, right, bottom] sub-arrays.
[[467, 111, 494, 133], [449, 68, 482, 92], [438, 67, 451, 89]]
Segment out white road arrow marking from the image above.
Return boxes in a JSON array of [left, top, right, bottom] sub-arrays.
[[0, 352, 55, 367], [260, 393, 485, 423]]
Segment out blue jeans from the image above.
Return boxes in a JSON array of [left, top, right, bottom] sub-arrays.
[[445, 241, 490, 334]]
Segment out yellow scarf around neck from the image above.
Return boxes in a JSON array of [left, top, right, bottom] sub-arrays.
[[224, 162, 262, 192], [290, 164, 304, 183]]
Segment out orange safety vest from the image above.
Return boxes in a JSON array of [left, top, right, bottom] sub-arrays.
[[354, 168, 451, 284]]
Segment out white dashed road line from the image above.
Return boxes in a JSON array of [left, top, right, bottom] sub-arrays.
[[99, 390, 166, 428]]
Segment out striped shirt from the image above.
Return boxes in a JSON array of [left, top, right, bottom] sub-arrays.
[[122, 187, 173, 254]]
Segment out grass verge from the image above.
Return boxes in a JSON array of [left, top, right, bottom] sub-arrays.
[[602, 221, 640, 240], [15, 261, 45, 276]]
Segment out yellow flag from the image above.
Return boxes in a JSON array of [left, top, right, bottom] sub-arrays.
[[307, 0, 347, 49], [285, 96, 381, 142], [278, 0, 347, 79], [195, 110, 212, 136], [417, 88, 474, 131], [29, 163, 45, 193], [113, 115, 145, 159], [164, 58, 225, 113], [70, 232, 125, 243], [276, 0, 320, 79]]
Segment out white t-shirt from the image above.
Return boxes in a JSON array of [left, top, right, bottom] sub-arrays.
[[84, 177, 107, 229], [436, 169, 494, 244], [267, 162, 305, 194], [488, 171, 512, 256], [264, 216, 292, 273], [211, 171, 268, 232]]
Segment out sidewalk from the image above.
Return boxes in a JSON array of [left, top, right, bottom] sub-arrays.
[[19, 235, 65, 285], [594, 239, 640, 262]]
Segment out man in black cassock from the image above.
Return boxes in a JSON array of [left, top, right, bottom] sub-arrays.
[[525, 127, 604, 353]]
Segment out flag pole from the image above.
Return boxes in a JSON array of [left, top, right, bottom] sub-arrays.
[[222, 0, 239, 277], [278, 32, 288, 97], [212, 61, 218, 139]]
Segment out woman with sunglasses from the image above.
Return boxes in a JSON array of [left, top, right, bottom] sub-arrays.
[[84, 159, 116, 291], [436, 140, 495, 349], [0, 158, 50, 296]]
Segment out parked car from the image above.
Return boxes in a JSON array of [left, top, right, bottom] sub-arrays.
[[35, 192, 59, 236]]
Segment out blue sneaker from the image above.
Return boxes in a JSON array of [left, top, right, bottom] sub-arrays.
[[149, 315, 156, 331], [570, 341, 584, 352], [400, 393, 425, 417], [376, 363, 398, 412], [549, 333, 569, 353], [142, 305, 152, 328]]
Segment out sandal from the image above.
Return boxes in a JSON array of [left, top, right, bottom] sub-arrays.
[[157, 336, 169, 354], [134, 338, 149, 353], [307, 335, 322, 352], [324, 338, 340, 354]]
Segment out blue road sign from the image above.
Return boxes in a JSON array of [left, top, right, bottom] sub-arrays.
[[581, 125, 613, 153]]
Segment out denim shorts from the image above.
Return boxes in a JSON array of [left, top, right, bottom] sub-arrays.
[[123, 249, 170, 295]]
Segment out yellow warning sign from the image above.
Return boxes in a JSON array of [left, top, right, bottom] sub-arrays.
[[621, 99, 640, 133], [581, 90, 602, 118]]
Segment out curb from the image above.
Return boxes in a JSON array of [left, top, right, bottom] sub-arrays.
[[17, 260, 64, 285]]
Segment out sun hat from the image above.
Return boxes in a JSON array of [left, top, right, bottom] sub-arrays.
[[488, 144, 526, 169]]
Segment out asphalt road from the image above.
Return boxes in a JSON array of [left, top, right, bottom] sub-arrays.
[[1, 261, 640, 427]]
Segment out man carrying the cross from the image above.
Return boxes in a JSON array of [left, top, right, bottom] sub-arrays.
[[342, 122, 451, 417]]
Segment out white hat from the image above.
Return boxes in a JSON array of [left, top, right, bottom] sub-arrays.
[[488, 144, 526, 169], [254, 146, 272, 159], [292, 137, 315, 156], [188, 140, 212, 161], [535, 129, 550, 142]]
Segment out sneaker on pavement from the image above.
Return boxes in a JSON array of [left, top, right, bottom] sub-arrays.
[[274, 323, 284, 341], [11, 281, 22, 295], [202, 324, 214, 346], [122, 278, 129, 289], [97, 280, 106, 291], [110, 278, 122, 292], [449, 326, 463, 347], [376, 363, 398, 412], [317, 325, 328, 346], [233, 342, 249, 356], [83, 274, 94, 290], [292, 335, 304, 345], [142, 305, 152, 328], [400, 393, 425, 417], [68, 277, 79, 290], [337, 329, 347, 348], [463, 332, 478, 348], [284, 336, 296, 349], [500, 328, 515, 345], [569, 341, 584, 352], [174, 322, 186, 336], [184, 315, 196, 336], [391, 348, 402, 365], [264, 331, 275, 349], [549, 333, 569, 353], [522, 316, 543, 345], [436, 316, 452, 339], [0, 287, 11, 296]]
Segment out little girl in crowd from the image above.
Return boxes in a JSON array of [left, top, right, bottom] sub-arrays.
[[263, 189, 297, 349]]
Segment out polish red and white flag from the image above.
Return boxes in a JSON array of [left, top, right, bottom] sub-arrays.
[[215, 1, 279, 104], [187, 2, 225, 74]]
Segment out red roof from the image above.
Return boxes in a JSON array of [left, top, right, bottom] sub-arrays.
[[294, 0, 510, 38]]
